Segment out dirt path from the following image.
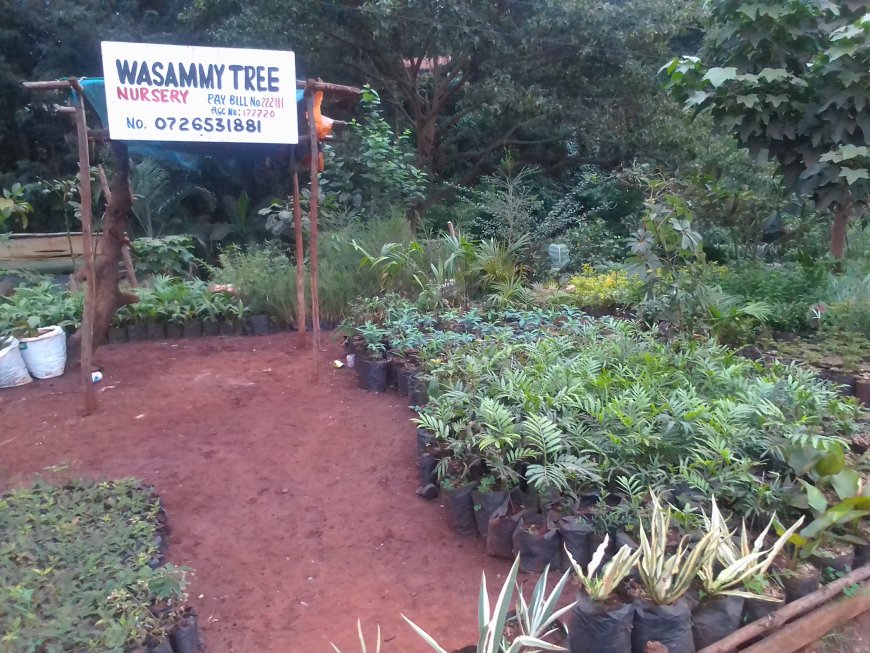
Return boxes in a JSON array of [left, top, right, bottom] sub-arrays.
[[0, 333, 508, 652]]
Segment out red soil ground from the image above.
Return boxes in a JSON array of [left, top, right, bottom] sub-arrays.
[[0, 332, 510, 652]]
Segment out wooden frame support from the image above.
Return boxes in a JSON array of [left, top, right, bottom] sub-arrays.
[[291, 156, 306, 337], [305, 84, 321, 378], [70, 79, 98, 415], [20, 75, 362, 404]]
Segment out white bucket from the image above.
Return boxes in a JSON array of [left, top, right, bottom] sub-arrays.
[[19, 325, 67, 379], [0, 337, 32, 388]]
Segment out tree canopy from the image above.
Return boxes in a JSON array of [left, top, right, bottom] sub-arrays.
[[663, 0, 870, 256]]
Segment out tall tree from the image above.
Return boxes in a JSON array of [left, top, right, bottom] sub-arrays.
[[186, 0, 699, 186], [663, 0, 870, 257], [0, 0, 186, 182]]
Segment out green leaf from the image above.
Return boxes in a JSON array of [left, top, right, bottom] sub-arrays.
[[686, 90, 710, 108], [737, 3, 760, 19], [828, 43, 859, 61], [840, 168, 870, 185], [548, 243, 570, 271], [703, 67, 739, 88], [757, 68, 789, 83], [830, 468, 861, 501], [800, 480, 828, 514]]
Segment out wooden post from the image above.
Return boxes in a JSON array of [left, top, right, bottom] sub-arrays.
[[306, 86, 321, 377], [291, 156, 307, 336], [71, 80, 97, 415]]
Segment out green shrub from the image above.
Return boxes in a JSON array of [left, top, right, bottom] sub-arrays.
[[131, 235, 197, 278], [416, 317, 860, 529], [567, 265, 641, 309], [209, 243, 299, 325], [705, 262, 830, 332], [0, 479, 189, 652], [822, 271, 870, 339], [0, 281, 82, 337]]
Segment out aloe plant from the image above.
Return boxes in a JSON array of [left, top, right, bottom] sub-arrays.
[[566, 535, 641, 601], [636, 490, 720, 605], [403, 556, 569, 652], [699, 498, 804, 599]]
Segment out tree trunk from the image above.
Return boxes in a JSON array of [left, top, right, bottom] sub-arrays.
[[830, 198, 851, 259], [416, 114, 437, 176], [70, 141, 137, 350]]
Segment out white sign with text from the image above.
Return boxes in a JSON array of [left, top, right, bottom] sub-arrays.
[[101, 41, 298, 144]]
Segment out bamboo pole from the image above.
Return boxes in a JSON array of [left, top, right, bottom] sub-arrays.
[[699, 564, 870, 653], [306, 87, 321, 378], [71, 79, 97, 415], [291, 156, 307, 337], [739, 583, 870, 653]]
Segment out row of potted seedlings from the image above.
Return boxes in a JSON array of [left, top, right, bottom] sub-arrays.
[[109, 278, 251, 343], [139, 487, 203, 653], [343, 300, 587, 395]]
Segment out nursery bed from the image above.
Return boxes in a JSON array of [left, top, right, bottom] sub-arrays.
[[0, 332, 506, 652]]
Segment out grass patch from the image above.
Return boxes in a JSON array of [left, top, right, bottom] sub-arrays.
[[0, 479, 189, 652]]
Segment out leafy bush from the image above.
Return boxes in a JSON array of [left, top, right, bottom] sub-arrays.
[[470, 154, 542, 242], [208, 244, 299, 325], [417, 318, 859, 529], [567, 265, 641, 310], [0, 281, 82, 337], [131, 235, 197, 278], [0, 479, 189, 652], [706, 262, 830, 332], [536, 165, 642, 270], [821, 271, 870, 339]]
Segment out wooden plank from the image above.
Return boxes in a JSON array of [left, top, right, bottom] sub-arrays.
[[0, 233, 102, 273], [22, 80, 72, 91], [295, 79, 361, 96], [0, 233, 99, 259], [739, 584, 870, 653]]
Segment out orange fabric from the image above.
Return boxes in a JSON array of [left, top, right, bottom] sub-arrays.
[[313, 91, 334, 140], [302, 151, 325, 172]]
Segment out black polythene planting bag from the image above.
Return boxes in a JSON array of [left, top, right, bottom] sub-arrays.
[[357, 357, 388, 392], [512, 514, 561, 573], [442, 484, 477, 535], [471, 489, 508, 538], [169, 612, 201, 653], [692, 595, 744, 649], [569, 593, 634, 653], [557, 515, 594, 569], [631, 598, 694, 653], [486, 499, 521, 559]]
